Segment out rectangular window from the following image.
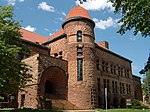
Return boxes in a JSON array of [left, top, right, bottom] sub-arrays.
[[97, 78, 100, 91], [77, 52, 82, 56], [120, 82, 122, 94], [129, 84, 131, 94], [126, 84, 128, 94], [77, 47, 82, 56], [96, 60, 99, 70], [21, 94, 25, 107], [107, 80, 109, 91], [114, 66, 116, 74], [118, 67, 121, 76], [105, 63, 108, 72], [115, 81, 118, 93], [121, 68, 123, 76], [103, 79, 106, 88], [77, 47, 82, 52], [77, 59, 83, 81], [102, 61, 105, 71], [127, 70, 129, 78], [112, 81, 115, 93], [111, 65, 113, 74], [122, 83, 125, 94]]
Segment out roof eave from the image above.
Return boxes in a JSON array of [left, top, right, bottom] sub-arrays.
[[62, 16, 95, 29], [42, 33, 66, 45], [20, 38, 50, 50]]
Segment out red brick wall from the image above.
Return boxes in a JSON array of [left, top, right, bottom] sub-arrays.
[[63, 19, 97, 109], [18, 53, 68, 109]]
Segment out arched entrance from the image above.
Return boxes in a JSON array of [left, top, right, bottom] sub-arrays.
[[120, 98, 126, 108], [134, 85, 142, 101], [45, 80, 53, 94], [113, 98, 119, 108], [39, 66, 68, 100]]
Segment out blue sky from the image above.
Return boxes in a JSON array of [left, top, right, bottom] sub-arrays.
[[1, 0, 150, 79]]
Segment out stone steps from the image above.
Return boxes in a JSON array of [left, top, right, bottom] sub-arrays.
[[51, 99, 79, 110]]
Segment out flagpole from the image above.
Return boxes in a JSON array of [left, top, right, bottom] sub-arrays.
[[105, 88, 107, 112]]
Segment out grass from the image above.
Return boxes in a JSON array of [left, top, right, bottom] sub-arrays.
[[96, 109, 150, 112], [0, 108, 150, 112], [0, 108, 62, 112]]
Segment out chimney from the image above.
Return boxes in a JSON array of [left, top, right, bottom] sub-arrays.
[[98, 41, 109, 49]]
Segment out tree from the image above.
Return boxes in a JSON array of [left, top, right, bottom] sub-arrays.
[[0, 5, 32, 94], [110, 0, 150, 37], [77, 0, 150, 37], [77, 0, 87, 4], [140, 54, 150, 74], [140, 54, 150, 103]]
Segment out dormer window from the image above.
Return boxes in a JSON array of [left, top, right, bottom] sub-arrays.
[[77, 31, 82, 42]]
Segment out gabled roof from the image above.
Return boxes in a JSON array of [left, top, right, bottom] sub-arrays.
[[20, 28, 48, 43], [49, 29, 64, 39]]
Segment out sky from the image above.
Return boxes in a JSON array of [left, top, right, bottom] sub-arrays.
[[0, 0, 150, 80]]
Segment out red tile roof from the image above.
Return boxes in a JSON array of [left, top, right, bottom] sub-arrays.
[[66, 6, 91, 20], [96, 41, 109, 50], [49, 29, 64, 39], [20, 28, 48, 43]]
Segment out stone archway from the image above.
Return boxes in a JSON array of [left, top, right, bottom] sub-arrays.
[[39, 66, 68, 100], [134, 85, 142, 101], [113, 97, 119, 108], [120, 98, 126, 108]]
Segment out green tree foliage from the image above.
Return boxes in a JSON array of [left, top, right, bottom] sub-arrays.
[[0, 5, 32, 93], [140, 54, 150, 74], [78, 0, 150, 37], [78, 0, 87, 4], [140, 54, 150, 103], [109, 0, 150, 37]]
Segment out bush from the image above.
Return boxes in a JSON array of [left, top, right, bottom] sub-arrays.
[[131, 99, 149, 109], [132, 99, 140, 107]]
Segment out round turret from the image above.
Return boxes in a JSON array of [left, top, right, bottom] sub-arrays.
[[62, 6, 97, 109]]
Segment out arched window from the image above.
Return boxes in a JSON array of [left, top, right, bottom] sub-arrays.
[[77, 31, 82, 42], [45, 80, 53, 94]]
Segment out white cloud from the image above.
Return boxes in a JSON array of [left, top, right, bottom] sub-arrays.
[[130, 36, 136, 41], [38, 2, 55, 12], [76, 0, 114, 11], [132, 65, 138, 71], [7, 0, 24, 5], [62, 12, 66, 16], [58, 17, 63, 21], [7, 0, 16, 5], [23, 25, 36, 32], [44, 28, 50, 32], [93, 17, 120, 30], [19, 0, 24, 2]]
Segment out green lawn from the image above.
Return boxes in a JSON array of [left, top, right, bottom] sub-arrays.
[[96, 109, 150, 112], [1, 108, 150, 112], [0, 108, 61, 112]]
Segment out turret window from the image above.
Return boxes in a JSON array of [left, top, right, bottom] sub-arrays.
[[77, 31, 82, 42], [77, 47, 82, 56], [77, 58, 83, 81]]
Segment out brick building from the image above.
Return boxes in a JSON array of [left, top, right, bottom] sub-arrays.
[[16, 6, 142, 109]]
